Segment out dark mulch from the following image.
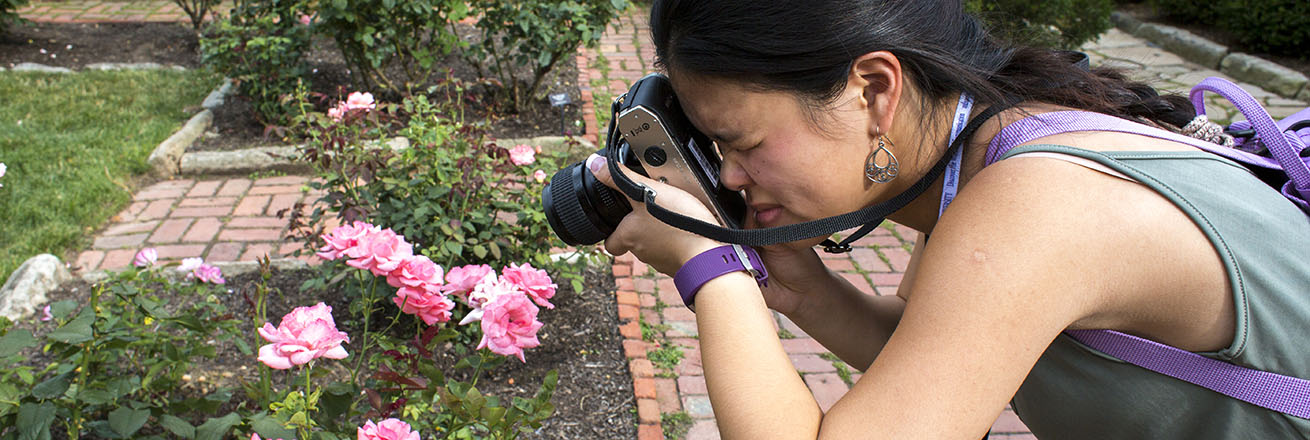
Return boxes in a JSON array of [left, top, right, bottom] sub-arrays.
[[0, 21, 202, 69], [21, 264, 635, 439], [1117, 4, 1310, 80]]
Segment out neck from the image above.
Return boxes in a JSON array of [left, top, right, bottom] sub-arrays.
[[884, 100, 1018, 235]]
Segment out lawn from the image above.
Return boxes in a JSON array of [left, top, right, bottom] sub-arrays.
[[0, 69, 220, 283]]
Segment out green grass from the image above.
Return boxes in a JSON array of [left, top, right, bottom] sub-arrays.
[[661, 411, 693, 440], [0, 69, 220, 282]]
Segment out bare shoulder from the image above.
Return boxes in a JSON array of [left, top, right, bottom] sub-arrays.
[[924, 154, 1233, 350]]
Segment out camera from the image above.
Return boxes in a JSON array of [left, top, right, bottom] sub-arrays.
[[542, 73, 747, 245]]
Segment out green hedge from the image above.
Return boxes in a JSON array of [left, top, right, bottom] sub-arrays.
[[1148, 0, 1309, 58], [967, 0, 1115, 49]]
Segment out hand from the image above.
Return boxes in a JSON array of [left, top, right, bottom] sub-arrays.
[[587, 154, 723, 276], [754, 241, 839, 316]]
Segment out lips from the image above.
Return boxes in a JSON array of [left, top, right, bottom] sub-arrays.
[[749, 203, 783, 227]]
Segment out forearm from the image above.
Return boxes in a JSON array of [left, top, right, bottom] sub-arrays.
[[785, 271, 904, 371], [696, 272, 823, 439]]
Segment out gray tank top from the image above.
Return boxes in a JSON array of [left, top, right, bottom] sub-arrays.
[[999, 145, 1310, 439]]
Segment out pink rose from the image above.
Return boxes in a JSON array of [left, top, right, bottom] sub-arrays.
[[40, 305, 52, 322], [479, 291, 543, 362], [257, 302, 350, 369], [133, 248, 158, 267], [178, 257, 203, 272], [251, 434, 284, 440], [0, 162, 6, 187], [502, 263, 557, 309], [345, 228, 414, 276], [443, 264, 495, 299], [508, 144, 536, 166], [298, 14, 312, 25], [393, 285, 456, 325], [192, 264, 226, 285], [357, 418, 420, 440], [533, 169, 547, 183], [345, 92, 376, 111], [385, 255, 443, 290], [317, 221, 379, 260], [327, 105, 345, 122]]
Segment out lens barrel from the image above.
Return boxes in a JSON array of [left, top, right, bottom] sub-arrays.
[[543, 162, 633, 245]]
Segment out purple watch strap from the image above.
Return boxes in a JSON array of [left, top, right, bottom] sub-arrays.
[[674, 245, 769, 309]]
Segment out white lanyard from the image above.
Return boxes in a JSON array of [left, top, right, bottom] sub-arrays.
[[938, 93, 974, 218]]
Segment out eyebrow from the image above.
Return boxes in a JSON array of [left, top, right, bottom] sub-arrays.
[[709, 130, 742, 144]]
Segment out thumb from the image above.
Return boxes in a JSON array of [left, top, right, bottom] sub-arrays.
[[586, 152, 655, 201]]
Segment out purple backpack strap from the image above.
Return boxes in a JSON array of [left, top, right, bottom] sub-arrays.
[[985, 98, 1310, 419]]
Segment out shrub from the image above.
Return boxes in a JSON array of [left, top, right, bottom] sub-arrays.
[[199, 0, 311, 126], [172, 0, 219, 31], [313, 0, 469, 98], [0, 0, 27, 35], [966, 0, 1115, 49], [459, 0, 629, 111], [1148, 0, 1310, 59]]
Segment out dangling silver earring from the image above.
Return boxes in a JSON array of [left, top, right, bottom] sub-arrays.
[[865, 131, 899, 183]]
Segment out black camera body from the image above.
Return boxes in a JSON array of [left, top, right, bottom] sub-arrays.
[[543, 73, 747, 245]]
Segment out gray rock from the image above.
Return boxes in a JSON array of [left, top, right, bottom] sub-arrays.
[[85, 62, 167, 71], [148, 109, 213, 176], [1298, 86, 1310, 103], [1133, 23, 1227, 69], [0, 254, 72, 322], [1220, 53, 1309, 99], [12, 63, 72, 74], [202, 79, 235, 111], [1110, 11, 1143, 35], [181, 145, 307, 175]]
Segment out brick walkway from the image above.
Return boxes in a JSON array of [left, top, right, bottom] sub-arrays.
[[18, 0, 194, 23], [76, 176, 327, 272]]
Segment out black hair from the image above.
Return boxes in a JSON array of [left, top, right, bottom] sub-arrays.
[[650, 0, 1193, 138]]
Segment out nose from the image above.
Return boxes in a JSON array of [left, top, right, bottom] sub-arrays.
[[718, 149, 751, 192]]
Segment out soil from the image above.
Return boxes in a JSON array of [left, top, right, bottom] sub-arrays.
[[0, 21, 587, 151], [1117, 3, 1310, 80], [19, 264, 636, 439]]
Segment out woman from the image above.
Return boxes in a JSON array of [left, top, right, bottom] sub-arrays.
[[587, 0, 1310, 438]]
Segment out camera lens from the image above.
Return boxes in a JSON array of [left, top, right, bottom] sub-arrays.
[[543, 161, 633, 245]]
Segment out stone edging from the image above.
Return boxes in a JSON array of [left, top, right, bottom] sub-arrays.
[[1111, 12, 1309, 101]]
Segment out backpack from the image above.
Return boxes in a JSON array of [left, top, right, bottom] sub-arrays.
[[985, 76, 1310, 419]]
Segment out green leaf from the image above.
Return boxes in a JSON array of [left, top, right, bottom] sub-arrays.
[[46, 310, 94, 344], [49, 300, 77, 320], [195, 413, 241, 440], [332, 0, 346, 10], [0, 329, 36, 357], [251, 413, 297, 439], [472, 245, 488, 259], [16, 401, 55, 440], [31, 372, 70, 400], [108, 407, 150, 438], [159, 415, 196, 439]]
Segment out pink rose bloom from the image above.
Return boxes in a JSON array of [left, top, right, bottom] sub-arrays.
[[393, 285, 456, 325], [257, 302, 350, 369], [358, 418, 420, 440], [327, 105, 345, 122], [251, 434, 284, 440], [317, 221, 379, 260], [345, 228, 413, 276], [502, 263, 557, 309], [344, 92, 376, 111], [443, 264, 495, 299], [479, 291, 543, 362], [178, 257, 203, 272], [458, 274, 520, 325], [193, 264, 226, 285], [508, 144, 536, 166], [533, 169, 547, 183], [385, 255, 443, 290], [0, 162, 6, 187], [40, 305, 52, 322], [133, 248, 158, 267], [298, 14, 312, 25]]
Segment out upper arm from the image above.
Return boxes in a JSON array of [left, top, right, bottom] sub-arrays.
[[816, 159, 1122, 439], [895, 232, 926, 302]]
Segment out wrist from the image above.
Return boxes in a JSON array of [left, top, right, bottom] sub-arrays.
[[674, 244, 769, 310]]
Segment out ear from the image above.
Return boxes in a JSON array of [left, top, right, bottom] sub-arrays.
[[848, 51, 903, 139]]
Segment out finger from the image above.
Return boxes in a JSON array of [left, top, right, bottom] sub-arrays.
[[586, 153, 663, 204]]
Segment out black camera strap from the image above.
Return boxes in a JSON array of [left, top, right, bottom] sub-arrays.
[[605, 98, 1016, 252]]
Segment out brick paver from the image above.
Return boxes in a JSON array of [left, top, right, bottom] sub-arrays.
[[77, 177, 325, 272]]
